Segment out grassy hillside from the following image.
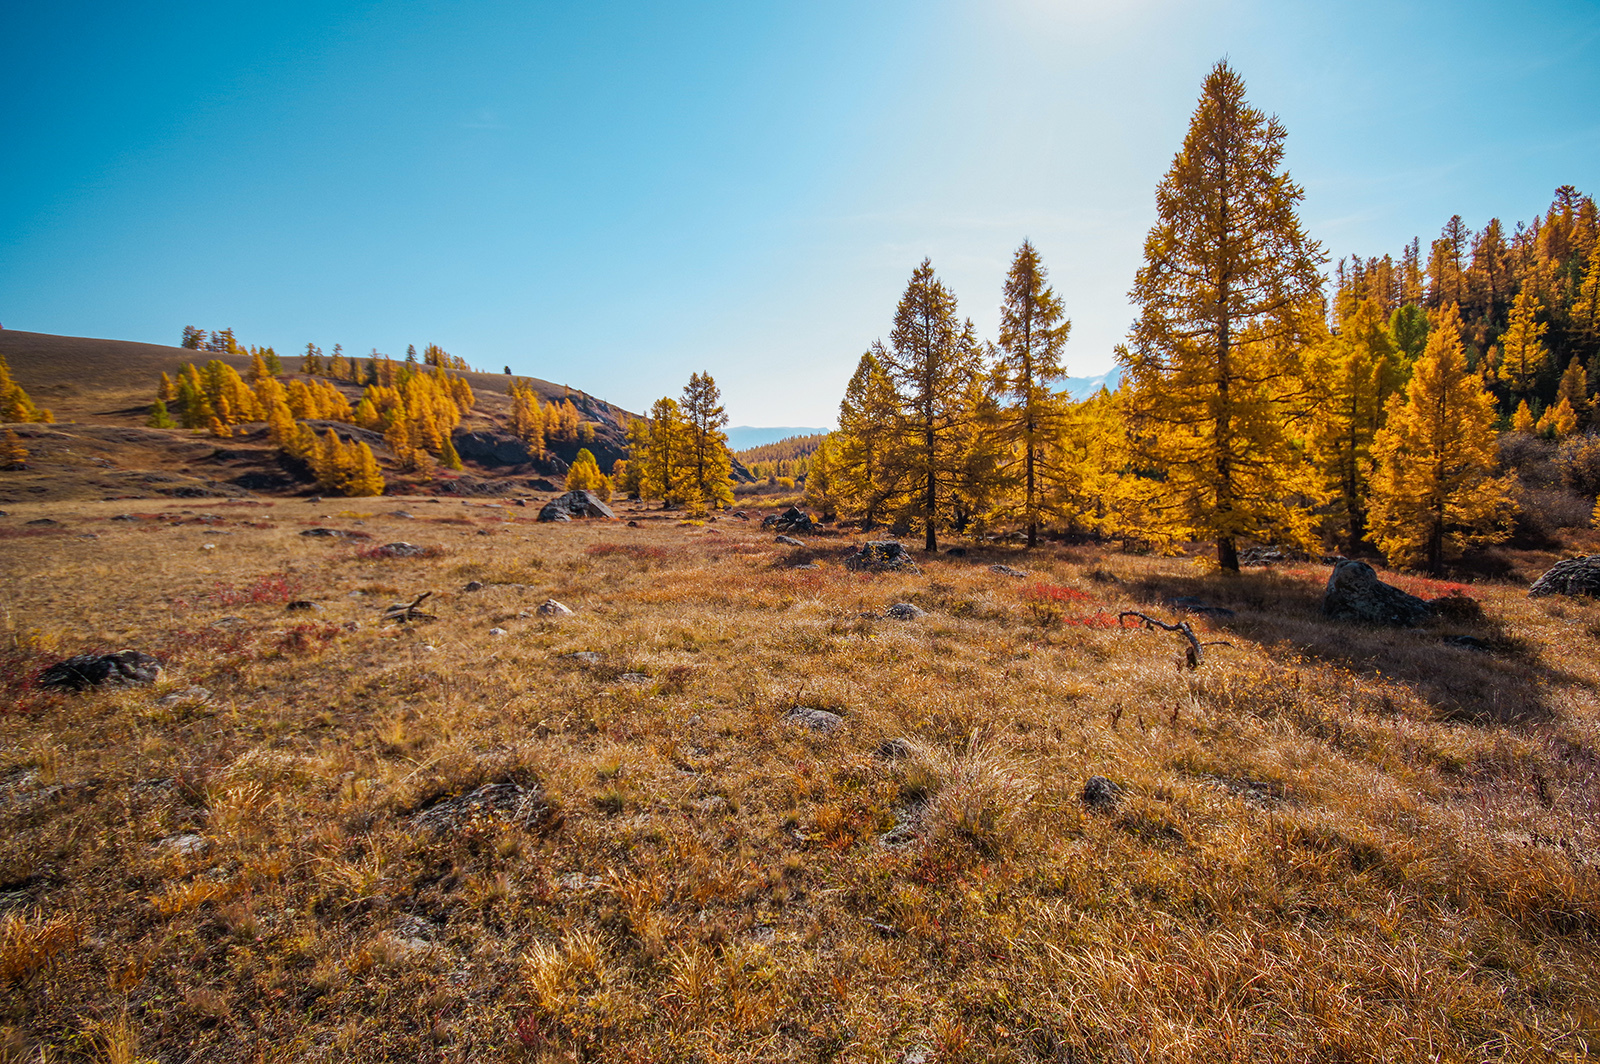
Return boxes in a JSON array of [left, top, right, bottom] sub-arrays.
[[0, 492, 1597, 1062], [0, 330, 643, 502]]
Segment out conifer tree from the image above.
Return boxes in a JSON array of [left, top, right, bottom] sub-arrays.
[[1119, 60, 1325, 570], [0, 356, 52, 423], [157, 372, 176, 402], [0, 429, 27, 470], [181, 326, 205, 350], [802, 435, 839, 519], [1538, 397, 1578, 439], [880, 258, 982, 551], [830, 345, 905, 528], [440, 432, 464, 471], [1512, 399, 1536, 434], [640, 397, 691, 505], [1558, 356, 1590, 425], [1309, 298, 1401, 550], [1497, 288, 1549, 397], [1368, 305, 1514, 572], [303, 343, 323, 376], [680, 372, 733, 509], [564, 448, 613, 500], [994, 240, 1072, 546], [346, 441, 385, 496], [148, 401, 175, 429]]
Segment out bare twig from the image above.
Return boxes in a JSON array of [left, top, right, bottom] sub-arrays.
[[1118, 610, 1232, 669], [383, 592, 435, 623]]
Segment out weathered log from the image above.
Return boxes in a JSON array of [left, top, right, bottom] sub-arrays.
[[383, 591, 435, 623]]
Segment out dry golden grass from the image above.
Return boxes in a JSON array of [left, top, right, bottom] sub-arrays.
[[0, 493, 1598, 1061]]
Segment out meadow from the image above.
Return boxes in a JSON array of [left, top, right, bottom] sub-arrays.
[[1, 495, 1598, 1062]]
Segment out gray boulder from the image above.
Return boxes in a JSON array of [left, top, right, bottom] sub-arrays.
[[538, 490, 615, 522], [785, 706, 845, 733], [845, 541, 921, 574], [1322, 559, 1431, 627], [762, 506, 815, 534], [1529, 555, 1600, 598], [775, 535, 804, 546], [885, 602, 925, 620], [38, 650, 163, 692], [1081, 776, 1123, 812]]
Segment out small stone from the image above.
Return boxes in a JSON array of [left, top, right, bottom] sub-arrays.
[[989, 564, 1027, 577], [307, 496, 323, 503], [785, 706, 844, 733], [1082, 775, 1123, 812], [26, 518, 60, 527], [560, 651, 604, 664], [156, 832, 209, 857], [537, 599, 574, 617], [775, 535, 804, 546], [285, 600, 322, 612], [489, 627, 508, 636], [875, 738, 913, 760], [299, 527, 350, 538], [391, 511, 414, 519], [373, 541, 429, 558], [463, 580, 486, 592], [885, 602, 925, 620], [201, 543, 216, 550], [618, 672, 651, 684], [156, 685, 212, 708]]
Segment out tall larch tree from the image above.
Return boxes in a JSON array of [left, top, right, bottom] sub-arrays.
[[1309, 298, 1397, 551], [1367, 304, 1514, 573], [680, 372, 734, 509], [1496, 288, 1549, 398], [881, 258, 982, 551], [994, 240, 1072, 547], [1118, 60, 1326, 571], [830, 344, 904, 529], [640, 397, 691, 506]]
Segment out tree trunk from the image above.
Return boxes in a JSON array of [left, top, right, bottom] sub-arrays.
[[1218, 536, 1239, 572]]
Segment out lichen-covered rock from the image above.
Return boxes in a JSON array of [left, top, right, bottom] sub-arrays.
[[1528, 555, 1600, 598], [785, 707, 844, 733], [885, 602, 925, 620], [38, 650, 163, 692], [411, 781, 555, 833], [538, 490, 615, 522], [537, 599, 574, 617], [1321, 559, 1431, 627], [762, 506, 815, 534], [844, 541, 921, 574]]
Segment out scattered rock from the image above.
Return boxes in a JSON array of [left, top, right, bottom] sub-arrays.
[[489, 627, 508, 637], [285, 600, 323, 612], [627, 520, 639, 527], [1321, 559, 1431, 627], [762, 506, 815, 534], [391, 511, 414, 519], [156, 686, 211, 708], [411, 781, 555, 833], [110, 514, 137, 522], [463, 580, 485, 592], [732, 510, 749, 520], [299, 527, 352, 538], [989, 564, 1027, 577], [560, 651, 604, 664], [371, 542, 430, 558], [879, 806, 922, 850], [875, 738, 913, 761], [785, 706, 844, 733], [539, 490, 616, 522], [774, 535, 805, 546], [1529, 555, 1600, 598], [38, 651, 163, 692], [1164, 595, 1237, 619], [155, 832, 209, 857], [885, 602, 925, 620], [791, 562, 819, 570], [1443, 634, 1494, 651], [844, 541, 921, 574], [307, 496, 323, 503], [25, 518, 60, 527], [537, 599, 574, 617], [1081, 775, 1123, 812], [617, 673, 651, 685]]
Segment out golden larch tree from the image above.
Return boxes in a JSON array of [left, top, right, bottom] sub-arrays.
[[1119, 60, 1325, 570], [1368, 304, 1515, 573]]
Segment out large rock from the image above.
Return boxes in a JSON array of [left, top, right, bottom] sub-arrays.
[[1321, 559, 1431, 627], [538, 490, 615, 522], [762, 506, 815, 534], [844, 541, 921, 574], [38, 651, 163, 692], [1528, 555, 1600, 598]]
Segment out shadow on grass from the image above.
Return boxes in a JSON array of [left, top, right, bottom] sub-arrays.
[[1119, 566, 1570, 725]]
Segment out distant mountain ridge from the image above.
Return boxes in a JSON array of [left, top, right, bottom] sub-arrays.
[[1062, 368, 1121, 401], [726, 426, 830, 451]]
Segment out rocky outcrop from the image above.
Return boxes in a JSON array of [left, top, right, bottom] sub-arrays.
[[538, 490, 615, 522], [762, 506, 815, 534], [1321, 559, 1431, 627], [38, 651, 162, 692], [844, 541, 921, 574], [1528, 555, 1600, 598], [454, 431, 537, 467]]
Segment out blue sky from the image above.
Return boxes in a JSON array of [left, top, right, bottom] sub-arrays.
[[3, 0, 1597, 426]]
